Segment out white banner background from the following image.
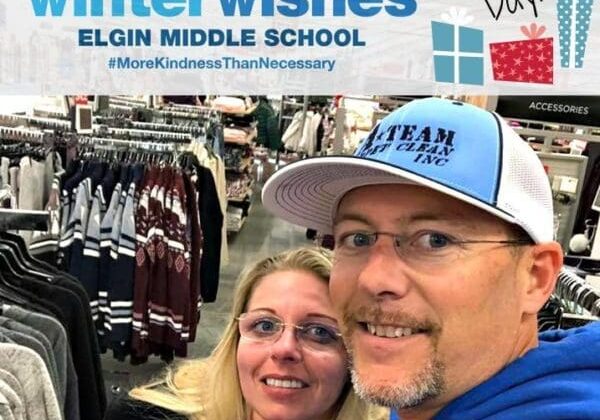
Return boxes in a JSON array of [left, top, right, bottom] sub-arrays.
[[0, 0, 598, 94]]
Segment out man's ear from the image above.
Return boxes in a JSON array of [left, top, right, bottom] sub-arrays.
[[521, 242, 563, 315]]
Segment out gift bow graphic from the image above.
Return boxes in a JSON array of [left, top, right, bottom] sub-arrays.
[[441, 7, 474, 25], [520, 23, 547, 39]]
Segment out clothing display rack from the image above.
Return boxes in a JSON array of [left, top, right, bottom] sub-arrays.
[[0, 113, 72, 131], [280, 96, 331, 157], [95, 126, 192, 143], [221, 104, 256, 233], [555, 268, 600, 315], [159, 103, 220, 119], [0, 125, 45, 141], [0, 209, 50, 232], [109, 96, 147, 108], [278, 95, 308, 134], [79, 136, 180, 151], [0, 207, 107, 420], [124, 120, 202, 134], [536, 153, 588, 249], [0, 101, 227, 365]]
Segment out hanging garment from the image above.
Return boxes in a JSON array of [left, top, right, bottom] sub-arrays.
[[17, 156, 45, 244], [0, 375, 24, 420], [0, 317, 62, 409], [298, 111, 322, 156], [0, 230, 105, 420], [30, 154, 65, 264], [1, 304, 77, 420], [282, 111, 304, 152], [0, 344, 61, 420], [108, 164, 144, 360], [187, 143, 228, 265], [252, 99, 282, 151]]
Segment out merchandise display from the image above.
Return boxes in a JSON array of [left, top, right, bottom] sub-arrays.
[[220, 100, 257, 233], [0, 98, 228, 365], [9, 0, 600, 416], [1, 94, 600, 419]]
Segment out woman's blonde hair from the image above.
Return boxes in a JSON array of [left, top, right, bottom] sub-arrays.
[[129, 246, 377, 420]]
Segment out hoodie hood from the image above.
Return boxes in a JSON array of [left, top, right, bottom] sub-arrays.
[[392, 322, 600, 420]]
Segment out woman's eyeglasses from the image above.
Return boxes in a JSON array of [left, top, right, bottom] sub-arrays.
[[237, 311, 343, 352]]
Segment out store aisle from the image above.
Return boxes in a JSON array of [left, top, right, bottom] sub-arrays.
[[102, 183, 309, 398], [189, 186, 310, 358]]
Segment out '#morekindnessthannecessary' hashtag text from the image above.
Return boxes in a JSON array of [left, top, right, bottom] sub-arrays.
[[106, 56, 336, 72]]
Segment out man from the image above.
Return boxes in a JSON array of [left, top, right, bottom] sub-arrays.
[[262, 98, 600, 419]]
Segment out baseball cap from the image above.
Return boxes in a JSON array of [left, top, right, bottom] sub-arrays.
[[262, 97, 554, 243]]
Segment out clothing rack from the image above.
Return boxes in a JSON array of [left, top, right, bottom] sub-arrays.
[[555, 268, 600, 316], [0, 113, 71, 130], [564, 255, 600, 274], [109, 97, 147, 108], [151, 108, 211, 120], [79, 136, 183, 153], [160, 104, 221, 119], [94, 118, 205, 137], [94, 126, 192, 143], [0, 125, 45, 141], [108, 103, 135, 113], [0, 209, 50, 231], [127, 120, 203, 134]]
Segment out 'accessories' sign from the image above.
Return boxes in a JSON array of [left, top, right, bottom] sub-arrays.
[[496, 96, 600, 127]]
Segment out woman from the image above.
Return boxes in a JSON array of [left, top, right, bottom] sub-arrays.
[[105, 247, 388, 420]]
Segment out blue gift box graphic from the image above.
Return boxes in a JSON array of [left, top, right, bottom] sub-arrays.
[[557, 0, 595, 68], [431, 21, 484, 85]]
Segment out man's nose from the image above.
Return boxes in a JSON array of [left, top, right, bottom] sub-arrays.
[[270, 327, 303, 363], [357, 237, 413, 301]]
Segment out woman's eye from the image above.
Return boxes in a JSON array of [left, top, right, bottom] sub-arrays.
[[414, 232, 453, 250], [252, 319, 278, 334], [303, 324, 339, 343]]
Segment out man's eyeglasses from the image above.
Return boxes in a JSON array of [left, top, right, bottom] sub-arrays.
[[236, 311, 343, 352], [332, 230, 533, 272]]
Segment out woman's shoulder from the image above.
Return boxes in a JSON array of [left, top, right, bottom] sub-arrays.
[[104, 396, 188, 420], [366, 404, 391, 420]]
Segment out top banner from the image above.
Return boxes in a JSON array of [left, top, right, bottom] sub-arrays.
[[2, 0, 600, 94]]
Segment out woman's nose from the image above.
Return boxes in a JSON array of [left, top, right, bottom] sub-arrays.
[[269, 326, 303, 363]]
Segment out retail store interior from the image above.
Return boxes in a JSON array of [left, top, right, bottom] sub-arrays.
[[0, 94, 599, 419]]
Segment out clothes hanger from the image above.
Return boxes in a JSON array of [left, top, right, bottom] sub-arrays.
[[0, 274, 29, 306], [2, 232, 61, 277], [0, 240, 50, 280]]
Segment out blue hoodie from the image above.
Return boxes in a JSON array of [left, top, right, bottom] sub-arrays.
[[391, 322, 600, 419]]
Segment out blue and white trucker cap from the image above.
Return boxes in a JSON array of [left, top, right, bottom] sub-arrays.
[[262, 97, 554, 243]]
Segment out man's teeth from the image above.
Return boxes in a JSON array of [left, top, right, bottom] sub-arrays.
[[367, 324, 416, 338], [265, 378, 305, 389]]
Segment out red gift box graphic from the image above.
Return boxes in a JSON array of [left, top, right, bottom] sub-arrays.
[[490, 24, 554, 84]]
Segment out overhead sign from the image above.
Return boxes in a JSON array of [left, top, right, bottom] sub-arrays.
[[496, 96, 600, 127], [2, 1, 600, 93]]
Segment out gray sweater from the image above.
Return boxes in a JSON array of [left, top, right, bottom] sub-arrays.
[[0, 377, 25, 420], [0, 343, 61, 420], [2, 304, 73, 415]]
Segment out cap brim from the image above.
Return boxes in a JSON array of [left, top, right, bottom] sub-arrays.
[[262, 156, 519, 234]]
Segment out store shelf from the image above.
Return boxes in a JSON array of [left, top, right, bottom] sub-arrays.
[[220, 104, 258, 116], [224, 129, 256, 145], [227, 215, 247, 233], [227, 189, 253, 203], [282, 101, 305, 108], [226, 201, 252, 233], [225, 158, 252, 173], [514, 127, 600, 143]]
